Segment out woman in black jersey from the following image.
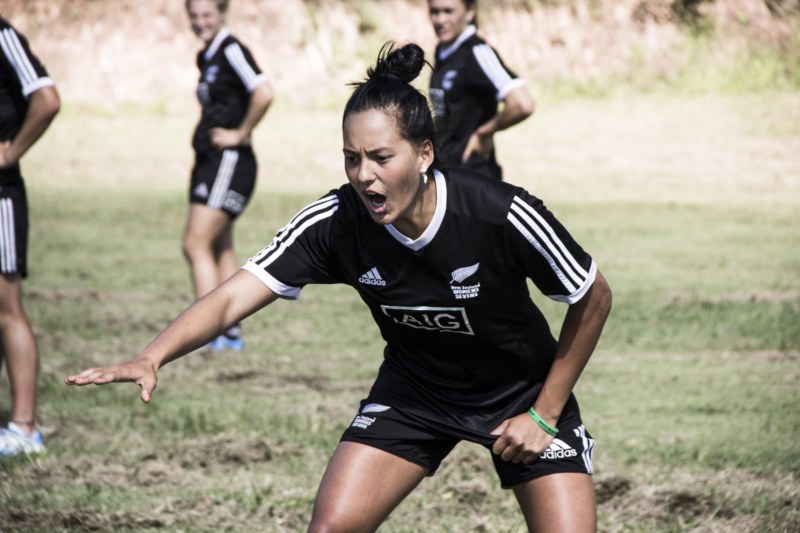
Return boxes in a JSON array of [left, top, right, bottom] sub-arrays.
[[182, 0, 273, 352], [428, 0, 535, 181], [68, 43, 611, 532]]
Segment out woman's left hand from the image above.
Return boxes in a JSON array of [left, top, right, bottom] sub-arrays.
[[461, 131, 493, 162], [490, 412, 555, 464]]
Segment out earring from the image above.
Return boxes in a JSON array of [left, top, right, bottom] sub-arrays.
[[421, 168, 428, 185]]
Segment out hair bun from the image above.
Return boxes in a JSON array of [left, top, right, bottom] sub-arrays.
[[368, 42, 426, 84]]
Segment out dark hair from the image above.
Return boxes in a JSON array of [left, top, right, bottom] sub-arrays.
[[428, 0, 478, 27], [464, 0, 479, 27], [185, 0, 229, 13], [343, 42, 441, 167]]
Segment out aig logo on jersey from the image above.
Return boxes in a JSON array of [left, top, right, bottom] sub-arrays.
[[381, 306, 474, 336], [450, 262, 481, 300]]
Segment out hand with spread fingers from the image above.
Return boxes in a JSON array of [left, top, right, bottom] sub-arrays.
[[65, 357, 158, 404]]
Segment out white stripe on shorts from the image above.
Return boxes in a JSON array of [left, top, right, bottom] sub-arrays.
[[0, 199, 17, 274], [208, 149, 238, 210], [573, 424, 595, 475]]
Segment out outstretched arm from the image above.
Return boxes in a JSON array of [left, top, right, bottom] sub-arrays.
[[65, 269, 279, 402], [491, 270, 612, 463], [461, 84, 535, 162], [210, 80, 274, 149], [0, 85, 60, 168]]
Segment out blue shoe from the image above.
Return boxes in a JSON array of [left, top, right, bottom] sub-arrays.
[[206, 336, 224, 352], [214, 335, 244, 352], [0, 422, 45, 457]]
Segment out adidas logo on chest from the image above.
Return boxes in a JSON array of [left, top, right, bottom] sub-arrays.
[[358, 267, 386, 287]]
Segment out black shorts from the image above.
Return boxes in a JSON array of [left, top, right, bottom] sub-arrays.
[[0, 175, 29, 278], [189, 147, 256, 218], [340, 393, 595, 489]]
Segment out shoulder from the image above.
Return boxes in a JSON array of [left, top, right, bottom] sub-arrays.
[[222, 34, 254, 56], [441, 169, 520, 225], [293, 185, 363, 224]]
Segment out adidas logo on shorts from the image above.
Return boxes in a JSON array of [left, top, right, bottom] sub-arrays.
[[540, 438, 578, 460]]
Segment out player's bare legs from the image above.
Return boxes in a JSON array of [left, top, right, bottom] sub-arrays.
[[513, 472, 597, 532], [0, 274, 39, 432], [215, 223, 238, 287], [308, 441, 428, 532], [182, 203, 234, 298]]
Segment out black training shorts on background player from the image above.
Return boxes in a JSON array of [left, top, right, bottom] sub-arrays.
[[340, 392, 595, 489], [0, 172, 29, 278], [189, 146, 256, 218]]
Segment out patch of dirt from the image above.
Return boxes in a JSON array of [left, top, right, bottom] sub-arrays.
[[1, 508, 167, 532], [595, 475, 633, 504], [150, 432, 274, 469]]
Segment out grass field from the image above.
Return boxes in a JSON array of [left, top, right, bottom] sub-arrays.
[[0, 91, 798, 532]]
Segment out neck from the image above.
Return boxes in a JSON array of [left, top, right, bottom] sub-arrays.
[[394, 177, 436, 240]]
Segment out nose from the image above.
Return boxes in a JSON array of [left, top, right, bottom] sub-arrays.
[[355, 160, 374, 185]]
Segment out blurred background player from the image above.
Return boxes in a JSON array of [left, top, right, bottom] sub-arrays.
[[182, 0, 274, 352], [0, 16, 60, 456], [428, 0, 535, 181]]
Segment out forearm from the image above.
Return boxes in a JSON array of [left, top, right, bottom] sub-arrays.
[[137, 270, 277, 369], [533, 270, 612, 425], [475, 85, 535, 137], [236, 81, 273, 140], [2, 86, 60, 166]]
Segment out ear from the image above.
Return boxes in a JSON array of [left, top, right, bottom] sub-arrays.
[[466, 7, 477, 25], [418, 139, 434, 172]]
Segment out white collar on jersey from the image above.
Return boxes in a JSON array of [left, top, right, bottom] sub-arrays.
[[438, 25, 477, 62], [385, 169, 447, 252], [204, 27, 231, 61]]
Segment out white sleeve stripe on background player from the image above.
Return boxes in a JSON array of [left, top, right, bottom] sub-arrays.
[[472, 44, 514, 92], [0, 28, 38, 89], [208, 149, 238, 209], [0, 199, 17, 274], [251, 195, 339, 267], [508, 199, 589, 291], [225, 43, 261, 90]]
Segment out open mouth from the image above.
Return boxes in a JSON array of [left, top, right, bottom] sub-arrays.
[[366, 192, 386, 209]]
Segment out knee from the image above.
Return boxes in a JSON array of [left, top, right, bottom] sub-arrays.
[[307, 511, 366, 533], [182, 233, 208, 262], [306, 519, 347, 533]]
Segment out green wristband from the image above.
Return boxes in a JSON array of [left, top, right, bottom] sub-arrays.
[[528, 407, 559, 436]]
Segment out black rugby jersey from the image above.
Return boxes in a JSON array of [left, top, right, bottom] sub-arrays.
[[244, 169, 596, 417], [191, 28, 268, 154], [0, 17, 54, 142], [429, 25, 525, 169]]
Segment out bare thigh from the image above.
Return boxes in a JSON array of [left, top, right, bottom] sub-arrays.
[[513, 472, 597, 533], [308, 441, 428, 533]]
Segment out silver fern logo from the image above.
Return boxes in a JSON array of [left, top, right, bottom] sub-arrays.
[[450, 263, 481, 299], [450, 263, 479, 284]]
